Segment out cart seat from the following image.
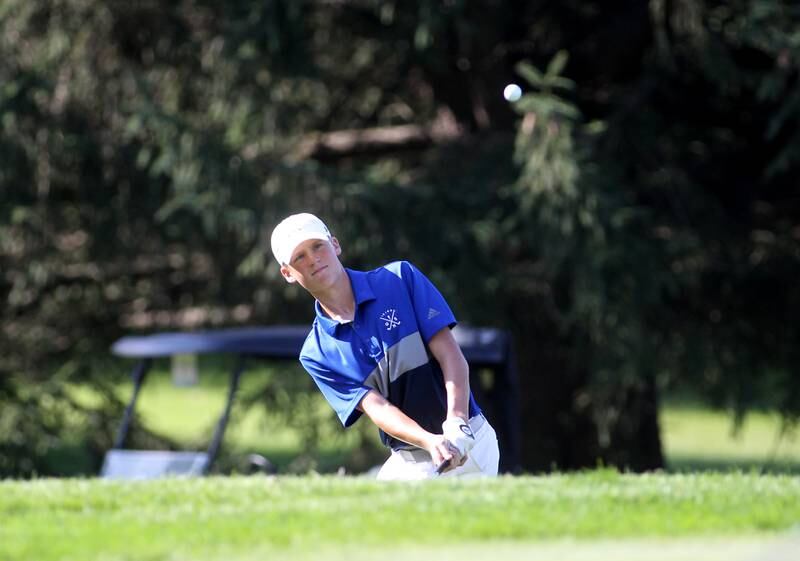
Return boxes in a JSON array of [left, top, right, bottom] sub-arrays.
[[101, 449, 209, 479]]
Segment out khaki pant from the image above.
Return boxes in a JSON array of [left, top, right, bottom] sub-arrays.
[[376, 414, 500, 481]]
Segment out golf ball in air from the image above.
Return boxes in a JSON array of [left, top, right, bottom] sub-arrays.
[[503, 83, 522, 102]]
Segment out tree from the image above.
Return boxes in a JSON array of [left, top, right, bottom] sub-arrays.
[[2, 0, 798, 476]]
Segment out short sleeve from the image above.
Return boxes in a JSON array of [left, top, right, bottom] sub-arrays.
[[300, 349, 370, 428], [393, 261, 457, 343]]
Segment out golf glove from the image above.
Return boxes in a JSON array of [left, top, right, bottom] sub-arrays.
[[442, 417, 476, 456]]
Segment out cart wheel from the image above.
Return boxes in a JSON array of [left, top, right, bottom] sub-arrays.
[[247, 453, 276, 475]]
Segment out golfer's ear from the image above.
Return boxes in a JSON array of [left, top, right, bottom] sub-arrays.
[[280, 265, 297, 283], [331, 236, 342, 256]]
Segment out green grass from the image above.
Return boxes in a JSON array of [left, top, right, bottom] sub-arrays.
[[112, 368, 303, 451], [1, 471, 799, 561], [70, 358, 300, 451], [662, 405, 800, 473]]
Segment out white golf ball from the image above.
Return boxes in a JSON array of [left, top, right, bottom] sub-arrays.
[[503, 83, 522, 102]]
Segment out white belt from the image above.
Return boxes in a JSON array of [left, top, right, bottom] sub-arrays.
[[396, 414, 486, 462]]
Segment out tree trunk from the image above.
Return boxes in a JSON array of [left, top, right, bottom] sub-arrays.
[[510, 296, 665, 472]]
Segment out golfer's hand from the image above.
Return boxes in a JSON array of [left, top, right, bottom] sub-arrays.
[[425, 435, 465, 473], [442, 417, 476, 458]]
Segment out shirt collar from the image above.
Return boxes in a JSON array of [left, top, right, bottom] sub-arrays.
[[314, 268, 376, 334], [347, 268, 376, 306]]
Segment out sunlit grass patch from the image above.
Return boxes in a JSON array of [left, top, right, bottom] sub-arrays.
[[661, 406, 800, 473], [1, 472, 798, 561]]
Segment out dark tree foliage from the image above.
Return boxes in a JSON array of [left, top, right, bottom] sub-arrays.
[[1, 0, 798, 476]]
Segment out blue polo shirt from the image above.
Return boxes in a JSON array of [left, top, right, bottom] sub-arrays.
[[299, 261, 481, 450]]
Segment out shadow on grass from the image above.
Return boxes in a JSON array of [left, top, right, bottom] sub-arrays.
[[213, 443, 388, 476], [41, 442, 101, 477]]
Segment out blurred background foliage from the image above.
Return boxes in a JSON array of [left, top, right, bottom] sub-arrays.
[[1, 0, 799, 477]]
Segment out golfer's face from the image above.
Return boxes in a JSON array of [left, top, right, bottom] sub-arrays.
[[282, 238, 341, 289]]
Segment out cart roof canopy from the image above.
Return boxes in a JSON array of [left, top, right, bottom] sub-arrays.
[[111, 324, 511, 365]]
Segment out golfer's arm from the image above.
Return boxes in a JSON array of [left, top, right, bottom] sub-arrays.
[[428, 327, 470, 421], [358, 390, 436, 449]]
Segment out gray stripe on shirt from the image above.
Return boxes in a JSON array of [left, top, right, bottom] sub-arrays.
[[363, 331, 429, 397]]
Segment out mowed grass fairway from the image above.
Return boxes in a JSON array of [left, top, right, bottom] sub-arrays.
[[2, 471, 799, 561]]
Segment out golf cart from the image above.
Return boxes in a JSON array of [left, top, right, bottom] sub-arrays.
[[102, 325, 520, 478]]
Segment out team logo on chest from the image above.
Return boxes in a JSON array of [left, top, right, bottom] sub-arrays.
[[379, 308, 401, 331]]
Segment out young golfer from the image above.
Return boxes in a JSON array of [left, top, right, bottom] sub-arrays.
[[271, 213, 499, 480]]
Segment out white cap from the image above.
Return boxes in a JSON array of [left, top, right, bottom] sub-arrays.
[[270, 213, 332, 265]]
